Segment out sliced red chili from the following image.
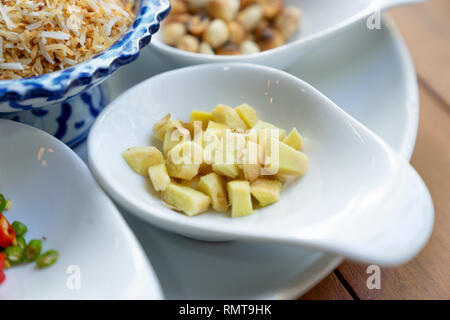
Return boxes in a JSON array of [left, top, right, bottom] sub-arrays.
[[0, 214, 15, 248], [0, 252, 6, 284]]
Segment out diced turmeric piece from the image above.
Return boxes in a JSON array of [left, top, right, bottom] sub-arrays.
[[198, 173, 228, 212], [162, 183, 210, 216], [227, 180, 253, 218], [122, 146, 164, 176]]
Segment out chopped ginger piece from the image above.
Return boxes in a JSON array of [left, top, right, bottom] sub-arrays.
[[153, 114, 183, 142], [180, 175, 201, 190], [275, 141, 308, 176], [166, 141, 202, 180], [227, 180, 253, 218], [252, 120, 286, 140], [236, 103, 258, 128], [122, 146, 164, 176], [283, 128, 303, 150], [199, 173, 228, 212], [207, 121, 230, 137], [212, 104, 247, 130], [148, 163, 171, 192], [163, 125, 191, 156], [250, 179, 282, 207], [162, 183, 210, 216], [212, 135, 242, 178], [126, 103, 308, 218], [190, 111, 214, 130]]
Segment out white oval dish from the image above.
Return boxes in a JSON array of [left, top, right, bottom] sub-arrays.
[[0, 120, 162, 299], [150, 0, 422, 69], [87, 62, 432, 266], [79, 15, 420, 299]]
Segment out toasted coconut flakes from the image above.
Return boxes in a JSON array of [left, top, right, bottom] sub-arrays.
[[87, 0, 99, 11], [46, 43, 74, 56], [62, 57, 77, 65], [39, 37, 54, 64], [105, 17, 120, 37], [79, 31, 86, 48], [0, 0, 135, 79], [39, 31, 70, 40], [26, 20, 43, 30], [0, 5, 16, 30], [0, 37, 3, 62], [0, 62, 24, 70]]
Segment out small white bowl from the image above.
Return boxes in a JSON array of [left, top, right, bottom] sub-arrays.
[[88, 63, 433, 265], [0, 120, 162, 299], [150, 0, 422, 69]]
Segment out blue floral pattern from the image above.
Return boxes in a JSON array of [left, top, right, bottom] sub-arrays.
[[0, 84, 108, 148]]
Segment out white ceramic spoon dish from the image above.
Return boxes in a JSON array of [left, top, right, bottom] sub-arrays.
[[150, 0, 422, 69], [0, 120, 162, 299], [76, 15, 420, 298], [88, 63, 433, 266]]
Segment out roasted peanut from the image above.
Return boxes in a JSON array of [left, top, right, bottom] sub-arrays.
[[237, 4, 263, 32], [171, 0, 188, 14], [199, 41, 215, 54], [203, 18, 230, 48], [228, 21, 246, 44], [253, 18, 269, 39], [207, 0, 240, 22], [185, 0, 210, 13], [165, 13, 191, 24], [163, 0, 302, 55], [241, 0, 257, 9], [216, 42, 241, 55], [257, 27, 284, 51], [176, 34, 200, 52], [162, 22, 186, 45], [240, 40, 260, 55], [258, 0, 283, 19], [186, 14, 210, 36], [274, 6, 301, 40]]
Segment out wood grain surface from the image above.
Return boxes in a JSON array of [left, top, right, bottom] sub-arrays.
[[299, 0, 450, 300]]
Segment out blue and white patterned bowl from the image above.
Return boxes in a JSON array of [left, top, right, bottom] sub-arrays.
[[0, 0, 170, 147]]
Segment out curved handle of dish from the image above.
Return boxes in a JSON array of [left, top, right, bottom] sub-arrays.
[[377, 0, 425, 10], [312, 158, 434, 266], [290, 155, 434, 266]]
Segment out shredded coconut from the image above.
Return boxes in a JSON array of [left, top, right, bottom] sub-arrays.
[[0, 0, 134, 80], [0, 62, 24, 70]]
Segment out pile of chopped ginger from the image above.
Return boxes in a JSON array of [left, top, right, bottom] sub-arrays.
[[0, 0, 135, 80]]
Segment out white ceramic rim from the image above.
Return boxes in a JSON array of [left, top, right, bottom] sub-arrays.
[[272, 14, 419, 299]]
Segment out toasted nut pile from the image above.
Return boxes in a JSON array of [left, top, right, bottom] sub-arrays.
[[162, 0, 302, 55], [0, 0, 134, 80], [123, 103, 308, 218]]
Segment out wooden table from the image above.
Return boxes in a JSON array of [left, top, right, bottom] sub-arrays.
[[299, 0, 450, 300]]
